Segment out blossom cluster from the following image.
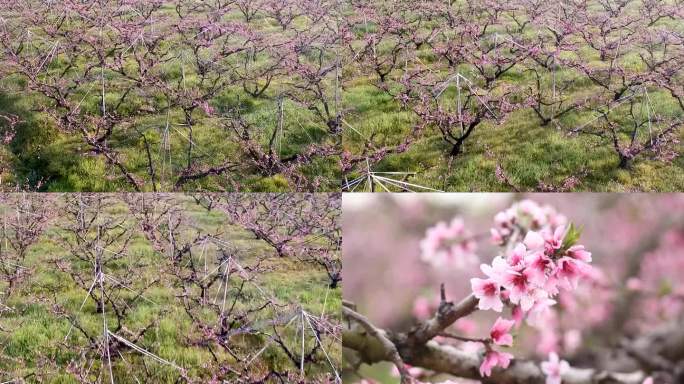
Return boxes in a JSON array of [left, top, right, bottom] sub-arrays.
[[472, 227, 592, 317], [490, 199, 567, 245], [420, 218, 478, 270], [626, 229, 684, 330], [471, 200, 592, 379], [412, 201, 592, 381], [351, 197, 684, 384]]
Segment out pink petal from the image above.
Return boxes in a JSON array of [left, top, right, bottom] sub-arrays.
[[524, 231, 545, 250]]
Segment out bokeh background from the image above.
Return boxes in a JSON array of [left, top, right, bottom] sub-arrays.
[[342, 194, 684, 383]]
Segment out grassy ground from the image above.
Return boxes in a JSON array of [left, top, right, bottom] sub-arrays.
[[0, 196, 341, 382], [0, 3, 340, 192], [341, 6, 684, 192], [0, 74, 339, 192], [5, 2, 681, 192], [344, 97, 684, 192]]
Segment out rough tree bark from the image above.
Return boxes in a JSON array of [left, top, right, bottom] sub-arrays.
[[343, 291, 684, 384]]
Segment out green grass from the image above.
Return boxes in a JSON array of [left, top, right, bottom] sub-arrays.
[[342, 63, 684, 191], [340, 2, 684, 192], [0, 3, 341, 192], [0, 196, 341, 382]]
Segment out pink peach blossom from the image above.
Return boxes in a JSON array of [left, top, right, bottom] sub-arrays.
[[527, 296, 556, 327], [525, 251, 553, 286], [420, 218, 479, 269], [523, 230, 546, 250], [566, 245, 592, 262], [555, 257, 586, 289], [479, 350, 513, 377], [543, 226, 567, 254], [490, 317, 515, 346], [471, 277, 503, 312], [482, 256, 511, 282], [541, 352, 570, 384], [506, 243, 527, 269], [491, 228, 505, 245], [502, 268, 536, 311]]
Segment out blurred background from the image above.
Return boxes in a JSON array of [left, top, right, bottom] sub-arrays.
[[342, 194, 684, 383]]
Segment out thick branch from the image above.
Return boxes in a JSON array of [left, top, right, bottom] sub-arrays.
[[344, 323, 647, 384], [343, 306, 413, 384], [407, 292, 479, 345]]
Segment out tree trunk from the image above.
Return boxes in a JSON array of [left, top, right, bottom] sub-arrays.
[[618, 154, 631, 169], [450, 141, 463, 157], [329, 274, 341, 289]]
